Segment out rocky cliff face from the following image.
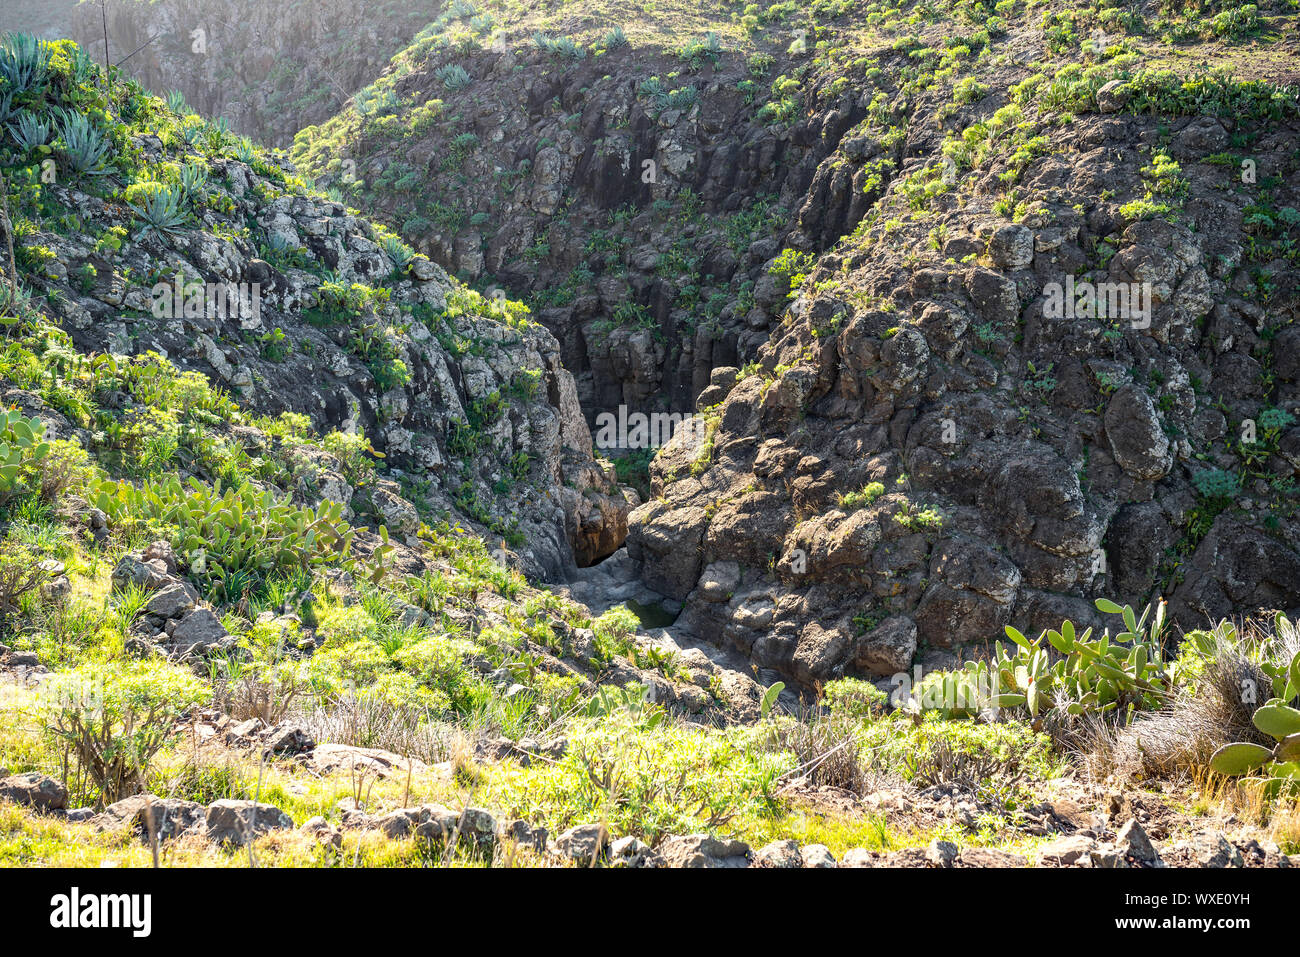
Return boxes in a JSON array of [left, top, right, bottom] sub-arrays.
[[290, 21, 882, 426], [68, 0, 429, 147], [30, 4, 1300, 691], [15, 94, 630, 578], [627, 84, 1300, 688]]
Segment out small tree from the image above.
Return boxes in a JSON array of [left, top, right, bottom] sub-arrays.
[[43, 660, 208, 805]]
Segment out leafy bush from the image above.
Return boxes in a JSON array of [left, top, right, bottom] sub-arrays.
[[43, 660, 208, 803], [91, 476, 354, 600], [768, 248, 815, 297], [823, 678, 888, 719], [0, 542, 48, 624], [1193, 467, 1240, 501]]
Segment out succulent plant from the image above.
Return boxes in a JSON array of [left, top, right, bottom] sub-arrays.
[[57, 110, 113, 176], [0, 409, 51, 500], [129, 184, 188, 240], [92, 476, 354, 599], [919, 599, 1173, 721], [1209, 627, 1300, 794]]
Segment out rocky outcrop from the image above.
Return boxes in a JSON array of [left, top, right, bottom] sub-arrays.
[[626, 104, 1300, 689], [24, 124, 630, 577], [291, 23, 903, 429]]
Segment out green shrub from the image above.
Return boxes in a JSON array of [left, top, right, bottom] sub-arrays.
[[91, 476, 354, 601], [823, 678, 888, 719], [42, 660, 208, 803]]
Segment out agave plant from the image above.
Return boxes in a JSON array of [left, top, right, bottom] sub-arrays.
[[382, 234, 415, 273], [129, 185, 188, 241], [165, 89, 189, 115], [232, 137, 257, 164], [178, 160, 208, 198], [0, 33, 52, 95], [8, 111, 50, 152], [57, 111, 112, 176], [435, 63, 472, 92], [66, 46, 99, 86]]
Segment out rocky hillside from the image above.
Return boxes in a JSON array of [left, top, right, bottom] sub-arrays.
[[285, 0, 1300, 688], [2, 4, 1300, 875]]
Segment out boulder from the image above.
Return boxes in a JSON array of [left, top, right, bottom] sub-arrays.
[[0, 772, 68, 812], [555, 823, 610, 863], [658, 834, 750, 868], [753, 839, 803, 868], [853, 615, 917, 676], [1115, 818, 1163, 867], [1037, 834, 1097, 866], [205, 799, 294, 845], [96, 795, 206, 841]]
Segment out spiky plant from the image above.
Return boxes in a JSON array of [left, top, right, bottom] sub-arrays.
[[129, 185, 188, 241], [178, 161, 208, 198], [8, 111, 50, 152], [435, 63, 472, 92], [0, 33, 52, 95], [57, 111, 112, 176], [382, 234, 415, 273]]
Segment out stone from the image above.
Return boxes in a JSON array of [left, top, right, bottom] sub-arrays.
[[840, 848, 878, 867], [505, 819, 548, 852], [205, 799, 294, 844], [608, 835, 661, 868], [308, 743, 428, 780], [96, 795, 206, 841], [167, 608, 231, 655], [142, 541, 179, 575], [1104, 385, 1172, 480], [262, 722, 315, 754], [958, 847, 1028, 867], [800, 843, 837, 868], [695, 561, 741, 602], [300, 816, 341, 849], [145, 581, 200, 619], [987, 224, 1034, 269], [926, 838, 959, 867], [1038, 834, 1097, 866], [555, 823, 610, 863], [1186, 832, 1242, 868], [1096, 79, 1131, 113], [0, 772, 68, 811], [1088, 847, 1127, 868], [753, 838, 803, 868], [1115, 819, 1162, 867], [854, 615, 918, 676], [110, 555, 170, 592], [658, 834, 750, 868]]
